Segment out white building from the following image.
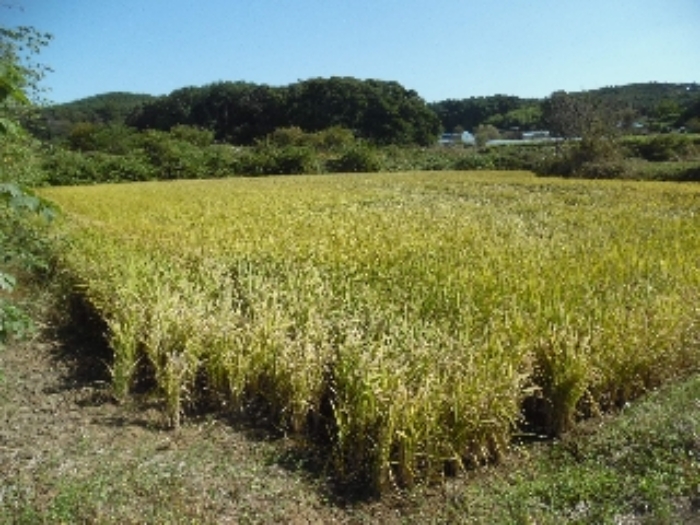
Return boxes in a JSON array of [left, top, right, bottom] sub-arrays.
[[438, 131, 476, 146]]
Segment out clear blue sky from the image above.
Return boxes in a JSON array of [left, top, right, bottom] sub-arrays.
[[5, 0, 700, 104]]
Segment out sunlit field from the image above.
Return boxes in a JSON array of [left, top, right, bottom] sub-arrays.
[[39, 171, 700, 491]]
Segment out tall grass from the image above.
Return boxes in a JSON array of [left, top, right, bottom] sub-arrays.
[[40, 171, 700, 491]]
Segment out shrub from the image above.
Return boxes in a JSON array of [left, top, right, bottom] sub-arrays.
[[633, 161, 700, 182], [311, 126, 355, 151], [201, 144, 238, 178], [66, 122, 101, 151], [574, 160, 630, 179], [452, 153, 495, 171], [685, 117, 700, 134], [535, 137, 625, 178], [0, 132, 47, 186], [265, 126, 356, 152], [269, 146, 317, 175], [65, 123, 139, 155], [635, 133, 694, 162], [0, 184, 54, 347], [488, 144, 554, 171], [136, 131, 208, 179], [95, 153, 155, 182], [474, 124, 500, 147], [43, 148, 102, 185], [328, 145, 382, 173], [43, 148, 155, 185], [235, 146, 317, 176], [266, 127, 308, 147], [169, 125, 215, 148]]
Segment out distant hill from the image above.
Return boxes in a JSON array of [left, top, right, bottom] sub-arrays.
[[37, 81, 700, 141], [430, 82, 700, 133], [39, 92, 155, 139], [47, 92, 156, 121], [577, 82, 700, 114]]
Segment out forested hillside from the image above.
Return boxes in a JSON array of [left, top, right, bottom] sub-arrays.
[[37, 92, 154, 139], [430, 82, 700, 134], [41, 80, 700, 146], [40, 78, 441, 147], [127, 78, 440, 146]]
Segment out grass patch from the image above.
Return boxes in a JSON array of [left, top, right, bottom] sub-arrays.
[[441, 373, 700, 523]]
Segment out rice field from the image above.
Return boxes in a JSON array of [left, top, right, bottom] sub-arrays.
[[39, 170, 700, 491]]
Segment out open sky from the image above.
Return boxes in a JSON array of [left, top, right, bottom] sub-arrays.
[[5, 0, 700, 104]]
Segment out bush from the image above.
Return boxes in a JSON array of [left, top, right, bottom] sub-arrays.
[[487, 145, 551, 171], [311, 126, 355, 151], [43, 148, 155, 185], [269, 146, 317, 175], [136, 130, 209, 179], [634, 134, 694, 162], [43, 148, 101, 185], [0, 184, 55, 347], [265, 126, 356, 152], [535, 137, 626, 178], [626, 160, 700, 182], [373, 146, 452, 172], [235, 146, 318, 176], [0, 131, 47, 186], [169, 125, 215, 148], [574, 160, 630, 179], [266, 127, 308, 147], [452, 153, 495, 171], [474, 124, 500, 147], [328, 146, 382, 173], [66, 123, 139, 155], [95, 153, 155, 182], [201, 145, 238, 178]]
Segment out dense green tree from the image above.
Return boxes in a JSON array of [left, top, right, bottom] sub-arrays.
[[64, 122, 139, 155], [429, 95, 525, 133], [36, 92, 153, 142], [0, 23, 51, 185], [678, 95, 700, 131], [0, 25, 52, 104], [127, 77, 439, 146], [128, 81, 288, 144], [485, 104, 543, 131], [430, 83, 699, 135], [126, 86, 201, 131], [289, 77, 439, 145], [539, 91, 628, 178], [169, 124, 214, 147], [542, 91, 585, 139]]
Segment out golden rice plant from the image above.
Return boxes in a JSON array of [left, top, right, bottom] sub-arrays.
[[40, 171, 700, 490]]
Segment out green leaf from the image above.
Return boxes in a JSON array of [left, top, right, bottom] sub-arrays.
[[0, 183, 23, 199], [9, 193, 41, 213], [0, 184, 55, 221], [0, 271, 16, 292], [0, 117, 21, 136]]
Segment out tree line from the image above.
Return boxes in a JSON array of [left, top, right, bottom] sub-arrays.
[[40, 80, 700, 148], [42, 78, 441, 147]]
